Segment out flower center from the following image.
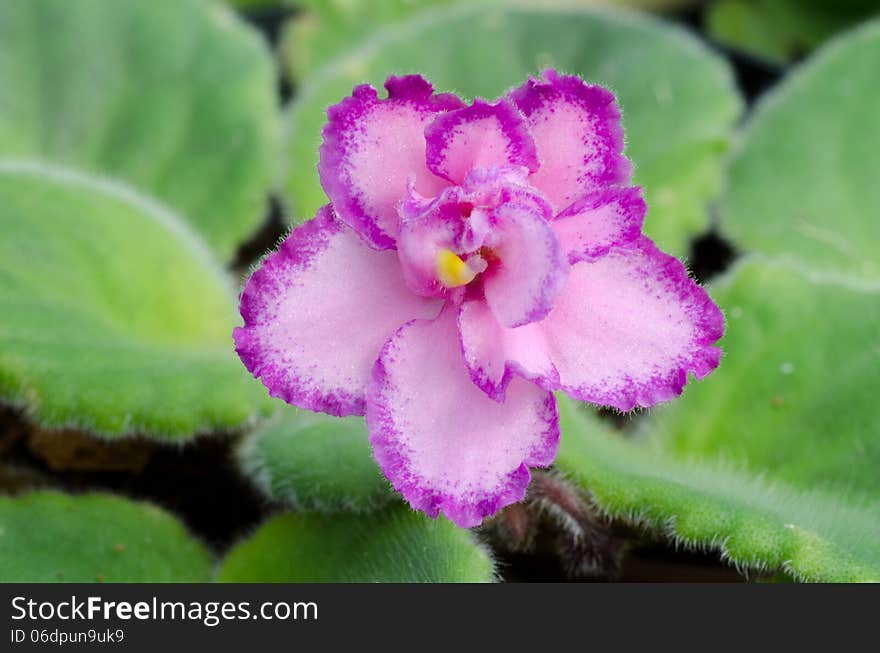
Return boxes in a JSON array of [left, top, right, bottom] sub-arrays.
[[397, 165, 547, 299], [435, 249, 489, 288], [436, 249, 475, 287]]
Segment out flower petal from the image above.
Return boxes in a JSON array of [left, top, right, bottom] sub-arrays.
[[460, 238, 723, 411], [553, 186, 646, 264], [550, 237, 723, 410], [235, 206, 442, 416], [482, 199, 568, 328], [458, 300, 559, 402], [425, 98, 539, 185], [509, 69, 631, 211], [319, 75, 464, 249], [366, 307, 559, 528]]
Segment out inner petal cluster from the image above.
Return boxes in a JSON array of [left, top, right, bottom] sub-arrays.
[[396, 164, 565, 330]]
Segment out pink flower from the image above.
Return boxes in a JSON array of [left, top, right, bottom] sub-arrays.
[[234, 71, 724, 528]]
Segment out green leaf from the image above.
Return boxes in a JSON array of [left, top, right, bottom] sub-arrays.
[[557, 258, 880, 582], [238, 409, 395, 511], [0, 161, 273, 439], [720, 20, 880, 283], [706, 0, 879, 64], [280, 0, 459, 83], [0, 0, 279, 260], [0, 491, 213, 582], [280, 1, 707, 83], [655, 260, 880, 495], [216, 507, 495, 582], [283, 3, 741, 256]]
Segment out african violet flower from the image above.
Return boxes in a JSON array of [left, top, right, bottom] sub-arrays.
[[235, 71, 723, 528]]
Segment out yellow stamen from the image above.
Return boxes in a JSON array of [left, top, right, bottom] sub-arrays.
[[436, 248, 477, 288]]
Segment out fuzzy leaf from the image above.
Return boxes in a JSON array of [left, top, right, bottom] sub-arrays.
[[283, 3, 740, 256], [280, 0, 458, 83], [0, 491, 213, 582], [216, 507, 495, 582], [0, 161, 273, 439], [0, 0, 279, 260], [557, 258, 880, 582], [720, 20, 880, 283], [706, 0, 879, 64], [280, 1, 706, 83], [238, 409, 395, 512], [655, 260, 880, 494]]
